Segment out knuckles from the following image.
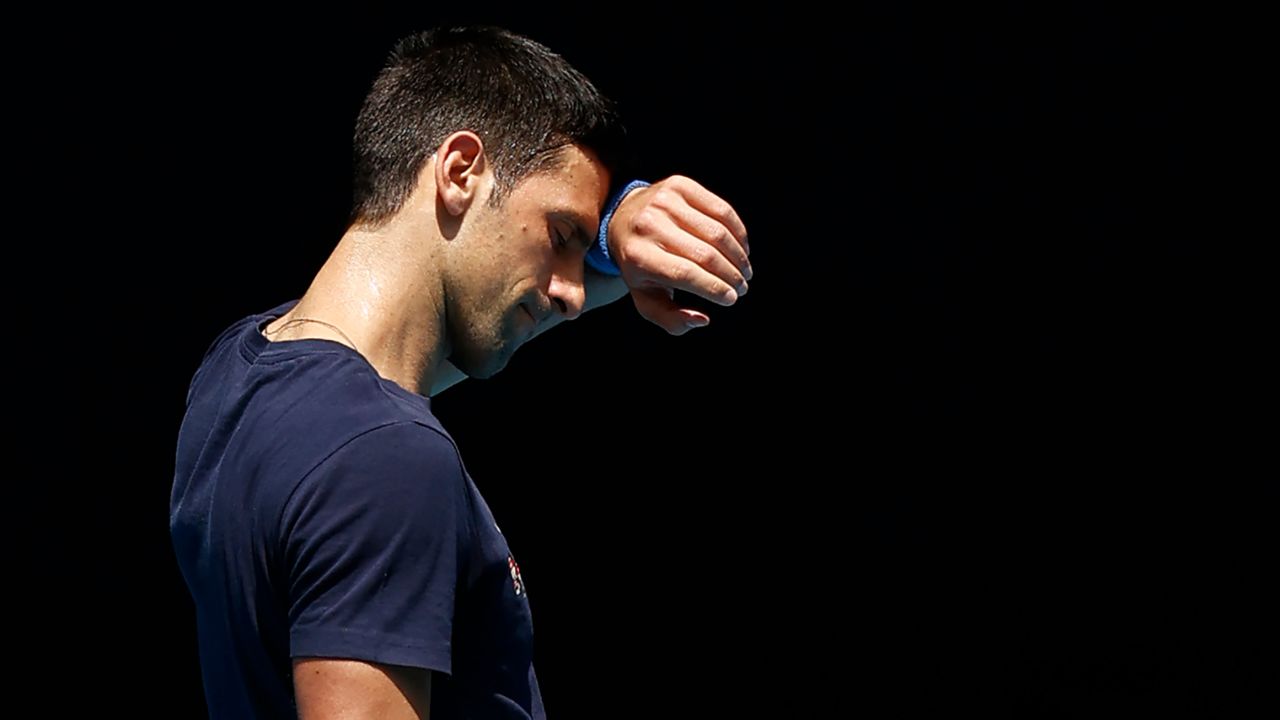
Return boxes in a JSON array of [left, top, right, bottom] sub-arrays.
[[687, 244, 714, 267], [629, 206, 660, 237]]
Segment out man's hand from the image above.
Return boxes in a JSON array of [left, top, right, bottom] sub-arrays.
[[607, 175, 752, 335]]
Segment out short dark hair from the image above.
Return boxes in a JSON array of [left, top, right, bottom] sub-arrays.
[[349, 26, 627, 227]]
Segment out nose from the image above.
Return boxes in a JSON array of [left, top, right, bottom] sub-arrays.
[[548, 260, 586, 321]]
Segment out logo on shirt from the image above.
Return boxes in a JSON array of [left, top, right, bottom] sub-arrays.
[[508, 554, 526, 597]]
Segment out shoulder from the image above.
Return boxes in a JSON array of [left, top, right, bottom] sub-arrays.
[[328, 421, 463, 482], [185, 299, 297, 402], [283, 421, 469, 531], [203, 299, 297, 365], [241, 339, 454, 483]]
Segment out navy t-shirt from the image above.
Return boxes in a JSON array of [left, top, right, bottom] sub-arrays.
[[170, 300, 544, 719]]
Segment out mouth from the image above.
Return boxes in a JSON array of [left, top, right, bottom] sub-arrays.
[[511, 304, 539, 345], [517, 304, 540, 339], [520, 301, 549, 325]]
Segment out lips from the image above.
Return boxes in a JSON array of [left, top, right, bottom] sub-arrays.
[[521, 300, 549, 325]]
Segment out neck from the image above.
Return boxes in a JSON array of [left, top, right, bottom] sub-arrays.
[[272, 214, 450, 396]]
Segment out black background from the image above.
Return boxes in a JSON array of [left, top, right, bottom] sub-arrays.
[[47, 2, 1270, 716]]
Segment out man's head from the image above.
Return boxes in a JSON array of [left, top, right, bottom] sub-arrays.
[[350, 26, 624, 227], [431, 133, 610, 378], [350, 27, 625, 379]]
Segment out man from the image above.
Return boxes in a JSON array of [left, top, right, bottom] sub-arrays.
[[171, 26, 750, 719]]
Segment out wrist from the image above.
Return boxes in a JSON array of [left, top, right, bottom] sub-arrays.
[[586, 179, 650, 276]]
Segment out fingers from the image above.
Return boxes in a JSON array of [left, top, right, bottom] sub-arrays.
[[620, 177, 753, 308], [644, 208, 748, 303], [609, 175, 751, 334], [624, 239, 739, 306], [663, 194, 753, 283], [662, 175, 750, 257]]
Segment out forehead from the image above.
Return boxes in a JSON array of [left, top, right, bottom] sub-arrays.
[[509, 144, 611, 217]]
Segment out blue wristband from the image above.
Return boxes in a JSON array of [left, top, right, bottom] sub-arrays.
[[586, 179, 650, 276]]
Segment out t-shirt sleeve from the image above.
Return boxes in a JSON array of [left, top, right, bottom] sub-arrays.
[[279, 421, 467, 675]]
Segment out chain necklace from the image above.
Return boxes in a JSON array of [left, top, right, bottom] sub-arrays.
[[264, 316, 359, 353]]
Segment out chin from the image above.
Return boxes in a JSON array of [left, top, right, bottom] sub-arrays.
[[452, 341, 515, 380]]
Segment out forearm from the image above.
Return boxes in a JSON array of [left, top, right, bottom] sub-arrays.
[[582, 267, 631, 313], [428, 269, 628, 395]]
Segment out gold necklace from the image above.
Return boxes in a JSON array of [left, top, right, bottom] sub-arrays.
[[265, 316, 359, 353]]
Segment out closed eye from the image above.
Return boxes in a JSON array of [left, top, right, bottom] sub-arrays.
[[549, 222, 569, 251], [549, 212, 594, 253]]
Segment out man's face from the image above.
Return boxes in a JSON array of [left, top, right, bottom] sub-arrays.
[[444, 143, 610, 378]]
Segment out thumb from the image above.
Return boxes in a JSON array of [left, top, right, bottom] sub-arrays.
[[630, 287, 711, 336]]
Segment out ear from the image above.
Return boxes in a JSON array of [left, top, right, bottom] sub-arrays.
[[434, 131, 488, 217]]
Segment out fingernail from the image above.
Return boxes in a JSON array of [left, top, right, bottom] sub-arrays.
[[687, 316, 709, 328], [725, 289, 738, 304], [744, 264, 754, 281], [736, 282, 749, 297]]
